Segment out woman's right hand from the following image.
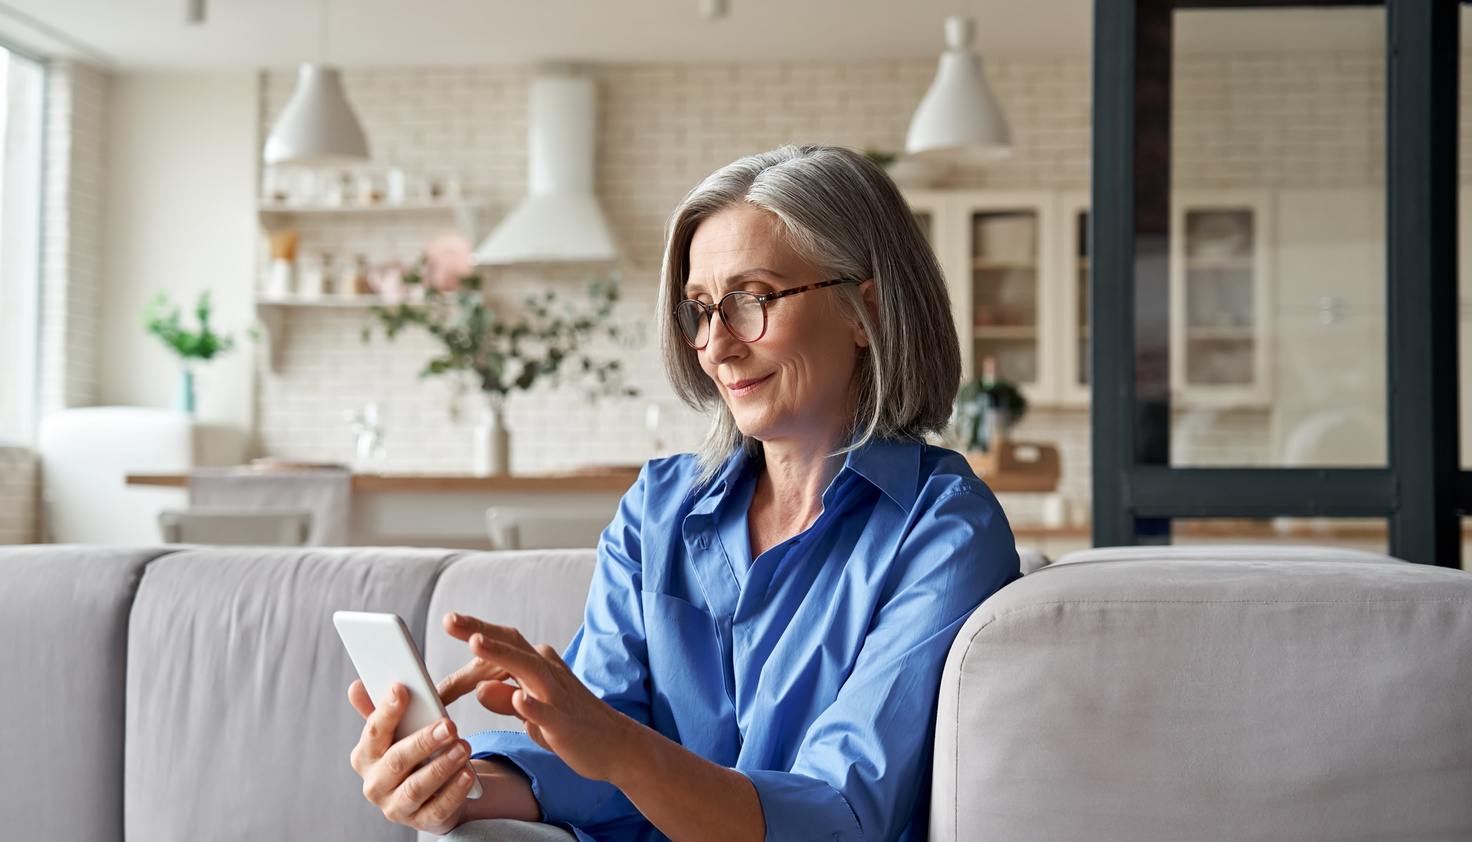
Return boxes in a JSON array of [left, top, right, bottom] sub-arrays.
[[348, 680, 478, 836]]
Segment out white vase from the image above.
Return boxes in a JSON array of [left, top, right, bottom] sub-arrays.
[[472, 394, 510, 476]]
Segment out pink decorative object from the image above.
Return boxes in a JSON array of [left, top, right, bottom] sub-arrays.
[[371, 261, 407, 304], [423, 231, 475, 293]]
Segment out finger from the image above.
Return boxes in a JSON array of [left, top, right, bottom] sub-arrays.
[[365, 716, 457, 804], [470, 634, 552, 697], [391, 738, 471, 817], [406, 763, 478, 831], [451, 615, 537, 656], [348, 680, 374, 720], [475, 679, 521, 718], [525, 720, 551, 752], [442, 611, 502, 643], [354, 684, 406, 773], [436, 657, 510, 705], [510, 687, 553, 724]]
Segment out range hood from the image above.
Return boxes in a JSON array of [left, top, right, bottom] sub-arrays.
[[474, 73, 619, 265]]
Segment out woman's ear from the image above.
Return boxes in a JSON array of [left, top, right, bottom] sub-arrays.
[[853, 279, 877, 347]]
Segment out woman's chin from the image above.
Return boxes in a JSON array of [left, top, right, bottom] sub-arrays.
[[730, 410, 776, 441]]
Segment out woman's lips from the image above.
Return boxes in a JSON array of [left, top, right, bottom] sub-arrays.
[[726, 373, 773, 397]]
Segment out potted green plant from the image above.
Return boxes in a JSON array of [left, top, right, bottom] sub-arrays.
[[954, 356, 1027, 453], [363, 248, 637, 476], [143, 290, 238, 415]]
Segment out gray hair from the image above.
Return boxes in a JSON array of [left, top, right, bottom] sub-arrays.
[[657, 144, 961, 487]]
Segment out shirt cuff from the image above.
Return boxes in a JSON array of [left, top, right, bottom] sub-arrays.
[[743, 768, 863, 841], [468, 730, 621, 827]]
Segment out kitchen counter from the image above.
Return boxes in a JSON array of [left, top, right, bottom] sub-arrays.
[[125, 467, 639, 549], [126, 468, 639, 493]]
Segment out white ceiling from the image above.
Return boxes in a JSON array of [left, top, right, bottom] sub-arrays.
[[0, 1, 1423, 71], [0, 0, 1092, 69]]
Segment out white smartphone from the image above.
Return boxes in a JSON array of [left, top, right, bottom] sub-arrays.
[[333, 610, 484, 799]]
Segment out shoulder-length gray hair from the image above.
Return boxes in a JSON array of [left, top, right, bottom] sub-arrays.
[[657, 144, 961, 487]]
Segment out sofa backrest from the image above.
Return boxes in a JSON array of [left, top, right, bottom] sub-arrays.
[[0, 546, 168, 842], [930, 548, 1472, 841], [122, 547, 454, 842], [421, 549, 599, 736]]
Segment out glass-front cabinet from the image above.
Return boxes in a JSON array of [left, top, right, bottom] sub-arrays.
[[1169, 190, 1274, 406], [1060, 191, 1092, 406], [906, 190, 1058, 404], [906, 188, 1271, 408]]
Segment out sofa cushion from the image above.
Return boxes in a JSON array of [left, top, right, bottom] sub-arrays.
[[422, 550, 598, 736], [0, 545, 170, 842], [931, 553, 1472, 841], [123, 547, 456, 842]]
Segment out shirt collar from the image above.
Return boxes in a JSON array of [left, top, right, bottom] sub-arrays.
[[691, 436, 923, 515], [839, 435, 923, 510]]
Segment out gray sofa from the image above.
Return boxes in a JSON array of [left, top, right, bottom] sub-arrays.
[[2, 543, 1469, 841]]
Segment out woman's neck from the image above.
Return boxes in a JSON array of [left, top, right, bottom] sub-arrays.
[[753, 430, 849, 524]]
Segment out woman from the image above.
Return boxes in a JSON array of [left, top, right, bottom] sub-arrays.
[[346, 145, 1020, 842]]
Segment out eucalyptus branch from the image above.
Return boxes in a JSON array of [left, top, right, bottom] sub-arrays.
[[362, 268, 639, 407]]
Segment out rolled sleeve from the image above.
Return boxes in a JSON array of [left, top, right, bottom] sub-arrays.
[[743, 768, 863, 841], [467, 731, 625, 827]]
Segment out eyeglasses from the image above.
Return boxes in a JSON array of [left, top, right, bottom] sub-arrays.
[[675, 277, 862, 349]]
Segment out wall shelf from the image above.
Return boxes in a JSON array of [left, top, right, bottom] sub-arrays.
[[254, 296, 385, 371], [257, 200, 484, 233]]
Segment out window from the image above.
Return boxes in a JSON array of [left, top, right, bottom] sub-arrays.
[[0, 44, 45, 445]]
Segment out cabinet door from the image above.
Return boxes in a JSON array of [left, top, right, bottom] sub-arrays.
[[1059, 192, 1092, 407], [903, 190, 964, 347], [951, 191, 1059, 404], [1170, 190, 1274, 406]]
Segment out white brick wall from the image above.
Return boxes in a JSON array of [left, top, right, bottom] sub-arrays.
[[253, 50, 1445, 521], [0, 447, 39, 544], [39, 60, 108, 416]]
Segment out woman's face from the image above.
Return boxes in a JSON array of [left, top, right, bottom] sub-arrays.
[[685, 204, 870, 446]]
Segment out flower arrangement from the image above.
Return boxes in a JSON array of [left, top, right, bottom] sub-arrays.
[[361, 235, 637, 410], [143, 290, 243, 414], [143, 290, 237, 361]]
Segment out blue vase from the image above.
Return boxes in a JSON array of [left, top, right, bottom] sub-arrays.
[[175, 366, 196, 415]]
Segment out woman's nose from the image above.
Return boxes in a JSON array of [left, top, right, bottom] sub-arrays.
[[703, 307, 744, 360]]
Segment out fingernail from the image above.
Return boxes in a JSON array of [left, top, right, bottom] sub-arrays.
[[450, 743, 467, 760], [433, 721, 450, 741], [459, 770, 473, 786], [448, 612, 459, 624]]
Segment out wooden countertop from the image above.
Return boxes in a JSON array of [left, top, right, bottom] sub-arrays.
[[125, 468, 641, 493]]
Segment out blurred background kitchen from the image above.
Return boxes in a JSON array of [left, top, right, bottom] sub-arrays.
[[0, 1, 1468, 559]]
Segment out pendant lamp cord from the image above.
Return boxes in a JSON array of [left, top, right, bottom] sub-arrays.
[[319, 0, 329, 63]]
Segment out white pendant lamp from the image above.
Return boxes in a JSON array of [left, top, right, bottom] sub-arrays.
[[262, 1, 368, 166], [905, 16, 1012, 163]]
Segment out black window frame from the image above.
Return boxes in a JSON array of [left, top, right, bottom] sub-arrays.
[[1090, 0, 1465, 567]]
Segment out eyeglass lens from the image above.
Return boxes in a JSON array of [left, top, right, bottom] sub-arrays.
[[677, 293, 765, 346]]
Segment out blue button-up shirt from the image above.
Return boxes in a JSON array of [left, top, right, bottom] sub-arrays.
[[468, 436, 1019, 841]]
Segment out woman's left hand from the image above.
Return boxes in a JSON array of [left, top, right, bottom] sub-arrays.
[[442, 613, 635, 784]]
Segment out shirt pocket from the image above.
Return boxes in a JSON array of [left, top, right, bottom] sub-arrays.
[[641, 590, 741, 763]]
